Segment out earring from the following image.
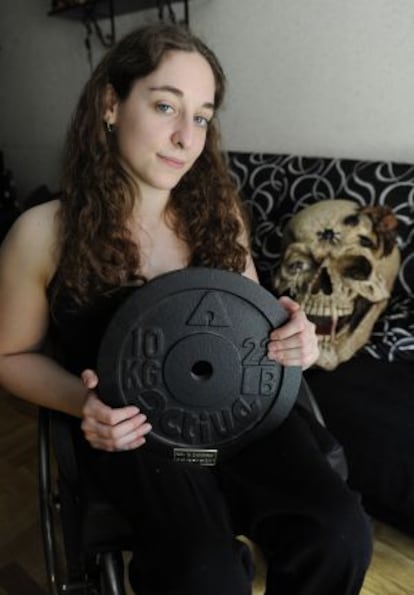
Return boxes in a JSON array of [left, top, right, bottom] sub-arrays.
[[106, 121, 115, 133]]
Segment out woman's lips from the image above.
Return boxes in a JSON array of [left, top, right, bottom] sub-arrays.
[[158, 154, 186, 169]]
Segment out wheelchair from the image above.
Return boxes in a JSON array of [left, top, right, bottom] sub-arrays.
[[38, 379, 347, 595], [38, 406, 134, 594]]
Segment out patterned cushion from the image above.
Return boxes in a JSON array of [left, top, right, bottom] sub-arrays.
[[227, 152, 414, 363]]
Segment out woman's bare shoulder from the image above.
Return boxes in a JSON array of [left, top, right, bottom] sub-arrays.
[[7, 199, 60, 240], [14, 199, 60, 231], [0, 199, 62, 283]]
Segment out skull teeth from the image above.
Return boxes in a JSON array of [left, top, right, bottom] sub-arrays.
[[307, 314, 350, 337], [305, 303, 353, 318]]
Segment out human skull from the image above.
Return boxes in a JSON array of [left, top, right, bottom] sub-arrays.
[[274, 199, 400, 370]]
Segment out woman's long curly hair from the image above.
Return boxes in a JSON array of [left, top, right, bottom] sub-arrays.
[[55, 23, 249, 305]]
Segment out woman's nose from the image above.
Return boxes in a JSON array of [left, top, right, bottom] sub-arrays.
[[171, 115, 193, 149]]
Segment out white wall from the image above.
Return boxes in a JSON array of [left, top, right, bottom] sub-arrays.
[[1, 0, 414, 200], [194, 0, 414, 162]]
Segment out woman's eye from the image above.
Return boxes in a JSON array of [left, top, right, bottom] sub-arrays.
[[194, 115, 209, 128], [157, 103, 174, 114]]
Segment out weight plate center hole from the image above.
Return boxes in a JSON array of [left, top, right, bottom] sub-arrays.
[[191, 360, 213, 382]]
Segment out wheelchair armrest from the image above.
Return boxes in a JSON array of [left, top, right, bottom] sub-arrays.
[[296, 379, 349, 481], [39, 407, 82, 490], [296, 378, 326, 426]]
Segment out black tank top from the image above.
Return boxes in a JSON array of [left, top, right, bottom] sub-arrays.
[[47, 280, 138, 376]]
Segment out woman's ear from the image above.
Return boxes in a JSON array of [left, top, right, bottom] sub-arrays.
[[103, 84, 119, 126]]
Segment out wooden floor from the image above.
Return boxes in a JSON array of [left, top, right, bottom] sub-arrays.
[[1, 389, 414, 595]]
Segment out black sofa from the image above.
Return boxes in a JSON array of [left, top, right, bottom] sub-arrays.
[[3, 152, 413, 536], [228, 151, 414, 536]]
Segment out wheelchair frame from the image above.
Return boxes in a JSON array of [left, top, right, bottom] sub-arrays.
[[38, 407, 131, 594]]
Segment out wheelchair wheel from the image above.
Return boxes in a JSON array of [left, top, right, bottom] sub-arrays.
[[99, 552, 127, 595]]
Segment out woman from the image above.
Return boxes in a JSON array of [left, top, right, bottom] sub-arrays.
[[0, 23, 372, 595]]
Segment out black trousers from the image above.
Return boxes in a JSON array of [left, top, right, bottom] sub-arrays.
[[87, 406, 373, 595]]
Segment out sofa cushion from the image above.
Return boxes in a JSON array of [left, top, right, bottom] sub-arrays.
[[305, 355, 414, 536], [228, 152, 414, 363]]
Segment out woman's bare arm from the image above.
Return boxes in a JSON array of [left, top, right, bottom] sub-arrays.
[[0, 202, 87, 416], [0, 202, 152, 449]]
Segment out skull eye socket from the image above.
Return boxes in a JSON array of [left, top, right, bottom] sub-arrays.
[[286, 259, 313, 274], [339, 255, 372, 280], [359, 235, 375, 249], [343, 214, 359, 226]]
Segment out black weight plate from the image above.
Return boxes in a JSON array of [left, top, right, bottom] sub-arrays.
[[97, 268, 302, 463]]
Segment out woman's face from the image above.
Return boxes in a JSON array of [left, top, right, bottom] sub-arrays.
[[105, 50, 216, 196]]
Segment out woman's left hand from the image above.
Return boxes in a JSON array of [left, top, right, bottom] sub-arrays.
[[267, 296, 319, 370]]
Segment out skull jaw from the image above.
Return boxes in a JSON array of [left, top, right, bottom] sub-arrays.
[[315, 300, 388, 370]]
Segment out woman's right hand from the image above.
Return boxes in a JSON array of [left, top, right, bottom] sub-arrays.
[[81, 369, 152, 452]]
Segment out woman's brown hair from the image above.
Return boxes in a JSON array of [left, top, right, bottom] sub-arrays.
[[56, 23, 248, 304]]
